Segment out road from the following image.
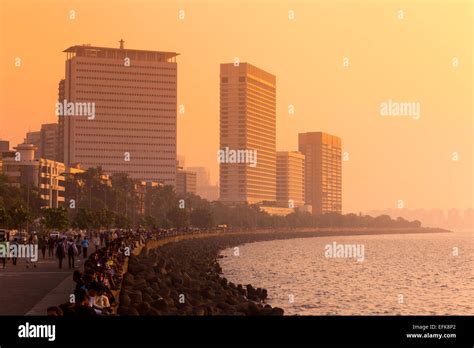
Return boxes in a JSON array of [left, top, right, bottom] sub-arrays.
[[0, 252, 87, 315]]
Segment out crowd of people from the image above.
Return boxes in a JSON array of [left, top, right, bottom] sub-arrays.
[[48, 228, 147, 316], [2, 225, 221, 316], [46, 227, 221, 317], [0, 232, 39, 269]]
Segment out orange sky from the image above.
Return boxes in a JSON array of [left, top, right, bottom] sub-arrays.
[[0, 0, 472, 213]]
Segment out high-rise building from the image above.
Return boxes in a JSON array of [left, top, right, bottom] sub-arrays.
[[276, 151, 305, 208], [186, 166, 219, 201], [298, 132, 342, 214], [40, 123, 59, 161], [186, 166, 210, 187], [176, 170, 197, 196], [59, 42, 178, 185], [25, 124, 59, 161], [219, 63, 276, 204]]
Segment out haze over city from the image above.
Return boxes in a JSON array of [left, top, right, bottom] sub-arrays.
[[0, 0, 472, 213]]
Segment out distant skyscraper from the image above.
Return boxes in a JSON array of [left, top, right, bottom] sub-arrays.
[[59, 42, 178, 185], [219, 63, 276, 204], [298, 132, 342, 214], [176, 170, 197, 196], [186, 166, 219, 201], [276, 151, 305, 208], [40, 123, 59, 161], [0, 140, 9, 152], [25, 131, 41, 159]]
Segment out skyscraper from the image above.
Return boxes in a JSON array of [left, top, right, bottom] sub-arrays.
[[59, 42, 178, 185], [276, 151, 305, 208], [176, 170, 197, 196], [298, 132, 342, 214], [219, 63, 276, 204], [40, 123, 59, 161], [187, 166, 219, 201]]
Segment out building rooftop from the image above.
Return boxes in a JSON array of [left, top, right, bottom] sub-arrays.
[[63, 41, 179, 62]]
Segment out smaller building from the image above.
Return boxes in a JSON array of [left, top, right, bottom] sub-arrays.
[[2, 143, 66, 208], [0, 140, 9, 152], [25, 131, 41, 159], [276, 151, 305, 208], [176, 170, 197, 196]]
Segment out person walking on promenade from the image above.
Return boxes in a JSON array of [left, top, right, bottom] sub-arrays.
[[56, 237, 66, 269], [67, 238, 78, 269], [48, 237, 55, 257], [94, 235, 100, 251], [82, 237, 89, 259], [0, 235, 7, 269], [11, 238, 18, 266], [75, 235, 82, 257], [39, 237, 47, 259], [26, 234, 37, 268]]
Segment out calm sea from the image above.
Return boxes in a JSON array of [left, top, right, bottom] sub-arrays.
[[219, 231, 474, 315]]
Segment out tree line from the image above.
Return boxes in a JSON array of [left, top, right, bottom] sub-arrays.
[[0, 167, 422, 231]]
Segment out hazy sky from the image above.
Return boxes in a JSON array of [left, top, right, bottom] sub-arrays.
[[0, 0, 472, 213]]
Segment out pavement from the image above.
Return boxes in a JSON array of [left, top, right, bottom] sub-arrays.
[[0, 251, 91, 315]]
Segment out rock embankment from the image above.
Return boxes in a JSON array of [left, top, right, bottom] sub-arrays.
[[118, 235, 284, 316], [117, 227, 448, 316]]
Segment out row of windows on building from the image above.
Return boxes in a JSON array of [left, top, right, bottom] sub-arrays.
[[75, 133, 176, 140], [76, 126, 174, 133], [75, 155, 176, 160], [75, 119, 176, 126], [74, 98, 176, 105], [73, 104, 177, 112], [76, 68, 176, 78], [77, 76, 176, 85], [77, 83, 176, 92], [76, 90, 176, 98], [76, 61, 177, 71], [75, 148, 175, 154], [76, 141, 175, 146]]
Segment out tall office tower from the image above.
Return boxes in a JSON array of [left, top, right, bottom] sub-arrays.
[[298, 132, 342, 215], [59, 42, 178, 185], [40, 123, 59, 161], [219, 63, 276, 204], [186, 166, 210, 187], [176, 170, 197, 196], [276, 151, 305, 208]]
